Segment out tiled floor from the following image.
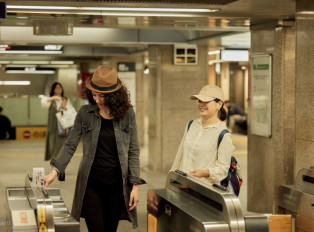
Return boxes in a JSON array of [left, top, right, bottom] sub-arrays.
[[0, 133, 247, 231]]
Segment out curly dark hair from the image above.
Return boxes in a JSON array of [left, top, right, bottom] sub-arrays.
[[85, 85, 132, 120]]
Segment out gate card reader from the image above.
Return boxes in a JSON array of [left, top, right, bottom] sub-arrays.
[[6, 172, 80, 232], [278, 167, 314, 232], [148, 171, 269, 232]]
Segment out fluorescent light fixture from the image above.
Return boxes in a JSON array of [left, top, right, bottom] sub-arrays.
[[0, 44, 11, 49], [7, 5, 219, 12], [44, 45, 63, 50], [6, 64, 37, 68], [7, 5, 220, 17], [6, 70, 55, 74], [0, 81, 31, 85], [208, 50, 220, 55], [50, 61, 74, 65], [297, 11, 314, 15], [0, 60, 74, 65], [0, 50, 62, 54], [12, 61, 50, 64], [220, 50, 249, 62], [5, 67, 55, 74]]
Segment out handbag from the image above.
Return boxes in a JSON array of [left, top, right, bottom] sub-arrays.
[[57, 120, 71, 137], [55, 107, 77, 129]]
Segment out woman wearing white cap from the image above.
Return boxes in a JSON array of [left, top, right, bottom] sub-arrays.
[[171, 85, 235, 185], [44, 65, 145, 232]]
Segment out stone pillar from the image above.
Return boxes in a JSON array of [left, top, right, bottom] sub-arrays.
[[57, 68, 78, 97], [295, 0, 314, 173], [248, 26, 296, 213], [147, 45, 208, 172], [109, 55, 146, 148]]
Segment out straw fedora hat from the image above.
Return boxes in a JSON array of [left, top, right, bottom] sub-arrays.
[[85, 65, 122, 93]]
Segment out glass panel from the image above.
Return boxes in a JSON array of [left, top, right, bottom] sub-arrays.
[[187, 49, 196, 55], [176, 48, 185, 55], [1, 98, 28, 126], [175, 56, 185, 63], [30, 96, 48, 126], [187, 56, 196, 63]]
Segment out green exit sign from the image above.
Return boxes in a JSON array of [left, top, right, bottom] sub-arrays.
[[253, 64, 269, 70]]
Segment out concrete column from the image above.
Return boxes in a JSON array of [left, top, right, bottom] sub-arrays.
[[57, 68, 78, 97], [248, 26, 296, 213], [295, 0, 314, 173], [147, 45, 208, 172], [221, 63, 230, 101], [109, 55, 146, 148]]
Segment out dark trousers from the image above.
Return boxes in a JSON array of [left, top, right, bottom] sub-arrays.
[[82, 179, 124, 232]]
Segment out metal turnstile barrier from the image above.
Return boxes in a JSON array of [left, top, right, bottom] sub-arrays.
[[6, 174, 79, 232], [147, 170, 269, 232], [278, 167, 314, 232]]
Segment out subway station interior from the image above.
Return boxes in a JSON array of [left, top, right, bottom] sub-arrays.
[[0, 0, 313, 231]]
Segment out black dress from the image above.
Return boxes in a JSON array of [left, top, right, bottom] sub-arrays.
[[81, 117, 124, 232]]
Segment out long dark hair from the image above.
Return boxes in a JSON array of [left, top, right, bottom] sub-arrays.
[[214, 98, 227, 121], [85, 85, 132, 120], [49, 82, 64, 97]]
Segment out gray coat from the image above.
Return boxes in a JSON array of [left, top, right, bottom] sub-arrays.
[[50, 104, 145, 228], [45, 100, 67, 160]]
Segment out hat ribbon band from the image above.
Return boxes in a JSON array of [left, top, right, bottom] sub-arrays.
[[90, 80, 118, 91]]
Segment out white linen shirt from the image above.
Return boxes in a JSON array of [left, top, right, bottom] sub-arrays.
[[41, 96, 73, 111], [171, 119, 234, 185]]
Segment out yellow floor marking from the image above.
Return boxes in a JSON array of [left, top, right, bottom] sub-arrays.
[[233, 151, 247, 155], [232, 138, 247, 145]]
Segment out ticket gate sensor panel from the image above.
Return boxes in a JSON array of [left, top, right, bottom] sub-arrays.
[[278, 167, 314, 232], [6, 174, 79, 232], [148, 170, 269, 232]]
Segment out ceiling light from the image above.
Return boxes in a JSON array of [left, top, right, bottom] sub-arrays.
[[44, 45, 63, 51], [6, 5, 220, 17], [5, 67, 55, 74], [0, 44, 11, 49], [297, 11, 314, 15], [0, 50, 62, 54], [0, 81, 31, 85], [220, 50, 248, 62], [50, 61, 74, 65], [12, 61, 50, 64], [7, 5, 219, 12], [208, 50, 221, 55]]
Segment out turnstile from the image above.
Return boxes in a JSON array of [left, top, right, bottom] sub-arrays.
[[278, 167, 314, 232], [6, 174, 80, 232], [148, 170, 269, 232]]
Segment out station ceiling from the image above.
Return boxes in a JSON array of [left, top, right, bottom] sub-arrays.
[[0, 0, 295, 61]]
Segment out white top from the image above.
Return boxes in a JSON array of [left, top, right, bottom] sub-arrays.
[[41, 96, 73, 111], [171, 119, 234, 185]]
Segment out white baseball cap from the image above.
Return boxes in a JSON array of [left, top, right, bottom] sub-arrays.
[[190, 85, 225, 102]]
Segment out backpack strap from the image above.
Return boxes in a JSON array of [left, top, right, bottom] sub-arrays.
[[187, 120, 194, 132], [217, 129, 229, 149]]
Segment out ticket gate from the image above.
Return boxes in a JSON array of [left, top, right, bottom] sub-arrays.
[[147, 170, 269, 232], [278, 167, 314, 232], [6, 173, 80, 232]]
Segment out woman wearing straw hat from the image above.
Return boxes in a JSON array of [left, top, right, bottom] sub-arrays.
[[44, 65, 145, 231], [171, 85, 234, 185]]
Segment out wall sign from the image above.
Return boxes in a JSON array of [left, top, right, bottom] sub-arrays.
[[117, 62, 136, 107], [250, 54, 272, 137]]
